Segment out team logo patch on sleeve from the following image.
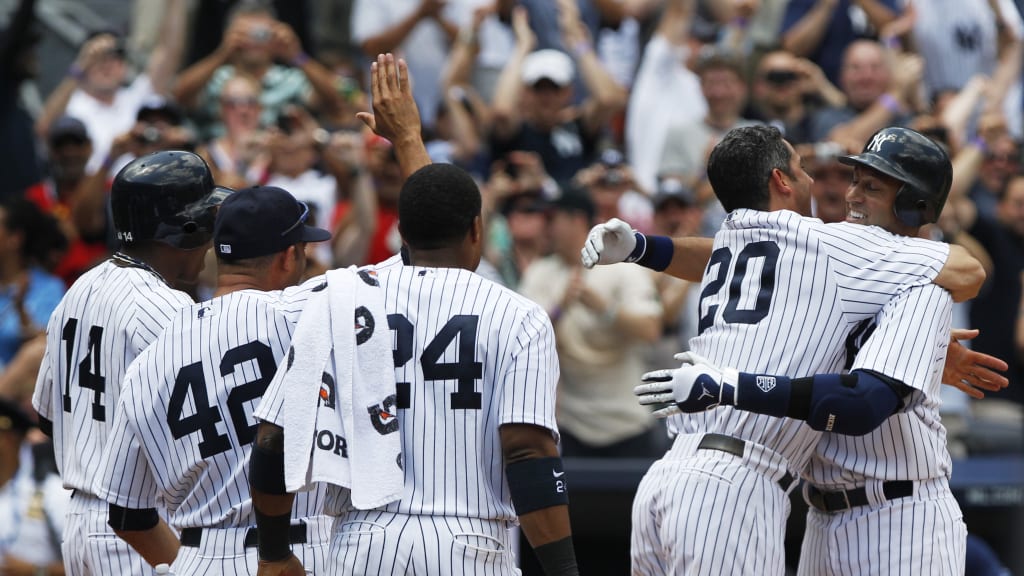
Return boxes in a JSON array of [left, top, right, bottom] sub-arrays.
[[367, 394, 399, 435], [756, 376, 777, 393]]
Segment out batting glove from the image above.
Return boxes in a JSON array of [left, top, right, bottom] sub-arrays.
[[635, 358, 738, 418], [581, 218, 641, 269]]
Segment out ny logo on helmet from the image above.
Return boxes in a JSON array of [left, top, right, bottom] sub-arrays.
[[868, 132, 898, 153]]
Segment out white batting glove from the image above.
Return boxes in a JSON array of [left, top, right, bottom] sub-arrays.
[[635, 359, 739, 418], [581, 218, 639, 269]]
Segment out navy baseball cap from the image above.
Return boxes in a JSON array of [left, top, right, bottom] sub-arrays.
[[214, 186, 331, 260]]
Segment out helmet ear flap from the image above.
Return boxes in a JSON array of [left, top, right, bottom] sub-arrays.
[[893, 183, 929, 228]]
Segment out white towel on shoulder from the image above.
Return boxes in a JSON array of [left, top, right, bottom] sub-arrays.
[[279, 267, 402, 509]]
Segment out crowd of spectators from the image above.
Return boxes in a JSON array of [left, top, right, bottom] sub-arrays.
[[1, 0, 1023, 558]]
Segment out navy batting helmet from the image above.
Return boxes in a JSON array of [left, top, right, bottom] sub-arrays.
[[838, 127, 952, 227], [111, 151, 230, 249]]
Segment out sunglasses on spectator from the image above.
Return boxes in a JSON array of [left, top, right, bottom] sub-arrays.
[[762, 70, 799, 86], [985, 152, 1019, 163], [222, 96, 260, 108]]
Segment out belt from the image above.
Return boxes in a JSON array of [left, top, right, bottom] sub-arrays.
[[696, 433, 796, 491], [806, 480, 914, 513], [179, 521, 307, 548]]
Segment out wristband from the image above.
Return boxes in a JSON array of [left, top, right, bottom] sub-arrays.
[[878, 93, 902, 115], [533, 536, 580, 576], [634, 234, 674, 272], [291, 52, 310, 67], [571, 40, 592, 58], [255, 508, 293, 562], [68, 63, 85, 81]]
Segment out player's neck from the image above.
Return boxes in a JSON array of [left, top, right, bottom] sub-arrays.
[[405, 247, 471, 270], [212, 273, 274, 297], [117, 245, 176, 286]]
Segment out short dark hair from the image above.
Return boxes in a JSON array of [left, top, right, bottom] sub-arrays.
[[0, 196, 67, 268], [399, 164, 482, 250], [707, 125, 792, 212]]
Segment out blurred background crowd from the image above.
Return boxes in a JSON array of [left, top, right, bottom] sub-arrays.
[[0, 0, 1023, 571]]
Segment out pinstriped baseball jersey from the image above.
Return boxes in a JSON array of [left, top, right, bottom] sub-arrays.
[[256, 264, 560, 522], [93, 291, 326, 529], [32, 260, 193, 494], [669, 210, 950, 471], [805, 283, 954, 488]]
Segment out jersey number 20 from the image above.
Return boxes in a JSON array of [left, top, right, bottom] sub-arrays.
[[698, 241, 780, 335]]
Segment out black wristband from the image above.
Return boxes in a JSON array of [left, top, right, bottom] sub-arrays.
[[533, 536, 580, 576], [108, 504, 159, 531], [255, 508, 293, 562]]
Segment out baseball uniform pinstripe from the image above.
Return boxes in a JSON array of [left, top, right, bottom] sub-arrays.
[[799, 284, 967, 576], [630, 210, 950, 576], [93, 291, 331, 575], [256, 262, 560, 576], [32, 259, 193, 575]]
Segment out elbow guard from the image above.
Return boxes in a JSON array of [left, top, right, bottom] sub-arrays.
[[804, 370, 908, 436], [506, 457, 569, 515], [108, 504, 159, 531]]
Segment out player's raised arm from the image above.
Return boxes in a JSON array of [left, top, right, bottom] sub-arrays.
[[500, 424, 580, 576], [251, 421, 305, 576], [357, 53, 432, 178], [580, 218, 713, 282]]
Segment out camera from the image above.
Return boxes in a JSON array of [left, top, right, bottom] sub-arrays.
[[813, 141, 844, 161], [138, 125, 162, 145], [249, 25, 272, 44]]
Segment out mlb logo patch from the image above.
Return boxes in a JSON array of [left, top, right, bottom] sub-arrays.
[[219, 244, 232, 254], [756, 376, 776, 393]]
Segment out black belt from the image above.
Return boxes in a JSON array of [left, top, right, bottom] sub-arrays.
[[696, 433, 796, 491], [179, 521, 307, 548], [806, 480, 914, 513]]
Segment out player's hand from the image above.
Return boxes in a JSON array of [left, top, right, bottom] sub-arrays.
[[256, 554, 305, 576], [635, 358, 738, 418], [357, 54, 422, 145], [581, 218, 638, 269], [942, 328, 1009, 399]]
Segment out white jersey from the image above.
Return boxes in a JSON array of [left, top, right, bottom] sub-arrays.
[[805, 283, 954, 488], [257, 264, 560, 521], [93, 290, 326, 529], [32, 259, 193, 494], [671, 209, 949, 471]]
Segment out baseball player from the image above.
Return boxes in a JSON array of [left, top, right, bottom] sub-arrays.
[[251, 54, 579, 576], [581, 126, 985, 575], [31, 150, 228, 574], [634, 128, 993, 575], [92, 186, 334, 574]]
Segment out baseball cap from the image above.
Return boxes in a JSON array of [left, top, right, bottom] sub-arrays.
[[137, 96, 184, 125], [653, 177, 698, 209], [47, 116, 90, 146], [549, 190, 595, 220], [0, 397, 34, 434], [214, 186, 332, 260], [521, 49, 575, 87]]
